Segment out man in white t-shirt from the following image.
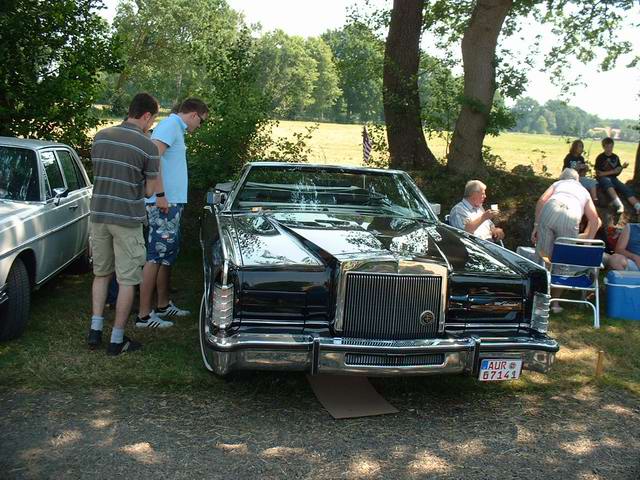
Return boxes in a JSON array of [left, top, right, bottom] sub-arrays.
[[449, 180, 504, 242]]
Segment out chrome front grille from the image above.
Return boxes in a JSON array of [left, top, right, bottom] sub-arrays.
[[344, 353, 445, 367], [342, 272, 443, 340]]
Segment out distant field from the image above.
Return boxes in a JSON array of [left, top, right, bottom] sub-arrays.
[[271, 120, 638, 180], [95, 117, 637, 180]]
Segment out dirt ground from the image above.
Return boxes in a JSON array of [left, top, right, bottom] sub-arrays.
[[1, 377, 639, 480]]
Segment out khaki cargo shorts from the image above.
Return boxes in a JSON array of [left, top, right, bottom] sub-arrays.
[[90, 222, 146, 286]]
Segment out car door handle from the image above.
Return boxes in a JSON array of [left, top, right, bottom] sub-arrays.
[[68, 203, 79, 210]]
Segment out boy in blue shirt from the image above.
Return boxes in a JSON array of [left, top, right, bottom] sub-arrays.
[[136, 98, 209, 328]]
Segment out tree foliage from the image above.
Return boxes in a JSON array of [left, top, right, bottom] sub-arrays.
[[323, 23, 385, 122], [0, 0, 119, 152], [106, 0, 240, 112], [305, 38, 342, 120], [510, 97, 639, 141], [254, 30, 319, 119]]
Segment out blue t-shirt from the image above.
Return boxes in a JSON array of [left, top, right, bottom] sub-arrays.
[[148, 113, 188, 204], [628, 224, 640, 255]]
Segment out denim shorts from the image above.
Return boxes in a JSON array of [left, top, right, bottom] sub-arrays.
[[146, 203, 185, 266]]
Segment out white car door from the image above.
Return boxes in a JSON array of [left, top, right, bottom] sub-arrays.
[[38, 150, 78, 279], [54, 148, 91, 258]]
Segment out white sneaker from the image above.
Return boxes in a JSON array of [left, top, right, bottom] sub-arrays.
[[135, 313, 174, 329], [155, 301, 190, 318], [550, 304, 564, 314]]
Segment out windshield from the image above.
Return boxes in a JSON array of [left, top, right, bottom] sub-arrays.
[[232, 165, 434, 219], [0, 147, 40, 201]]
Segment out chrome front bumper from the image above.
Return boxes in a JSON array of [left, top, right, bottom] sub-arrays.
[[201, 331, 559, 377]]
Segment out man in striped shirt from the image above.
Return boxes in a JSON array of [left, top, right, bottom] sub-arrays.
[[87, 92, 161, 355]]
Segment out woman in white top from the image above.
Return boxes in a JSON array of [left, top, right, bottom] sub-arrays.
[[532, 168, 601, 260], [531, 168, 601, 313]]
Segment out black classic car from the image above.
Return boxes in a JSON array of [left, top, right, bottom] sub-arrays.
[[199, 163, 557, 380]]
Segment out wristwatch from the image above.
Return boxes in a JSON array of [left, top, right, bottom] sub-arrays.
[[156, 192, 166, 198]]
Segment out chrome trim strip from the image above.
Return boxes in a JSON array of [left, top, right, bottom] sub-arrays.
[[215, 206, 230, 285], [444, 323, 531, 329], [223, 164, 252, 212], [241, 320, 306, 326], [0, 211, 90, 261]]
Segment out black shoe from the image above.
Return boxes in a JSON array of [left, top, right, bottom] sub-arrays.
[[107, 336, 142, 356], [87, 329, 102, 349]]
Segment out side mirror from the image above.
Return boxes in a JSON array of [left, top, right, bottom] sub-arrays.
[[429, 203, 441, 216], [205, 189, 227, 206], [206, 181, 234, 206], [53, 187, 69, 205]]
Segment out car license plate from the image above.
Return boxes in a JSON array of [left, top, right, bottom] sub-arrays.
[[478, 359, 522, 381]]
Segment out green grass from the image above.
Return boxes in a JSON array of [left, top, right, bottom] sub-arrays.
[[0, 248, 217, 391], [1, 249, 638, 398], [272, 120, 638, 180]]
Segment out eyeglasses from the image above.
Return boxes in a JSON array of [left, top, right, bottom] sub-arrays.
[[196, 113, 206, 124]]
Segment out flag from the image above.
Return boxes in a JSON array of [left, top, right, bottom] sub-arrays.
[[362, 126, 372, 163]]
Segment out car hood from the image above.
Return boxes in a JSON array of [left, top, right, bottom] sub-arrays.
[[228, 211, 535, 276], [0, 201, 41, 229]]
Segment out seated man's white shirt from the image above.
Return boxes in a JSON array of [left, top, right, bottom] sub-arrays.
[[449, 198, 494, 240]]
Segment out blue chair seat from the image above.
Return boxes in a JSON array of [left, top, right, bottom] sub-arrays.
[[550, 274, 593, 289], [549, 237, 605, 328]]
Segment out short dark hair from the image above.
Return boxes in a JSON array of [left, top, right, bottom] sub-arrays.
[[178, 97, 208, 116], [602, 137, 614, 147], [128, 92, 159, 119]]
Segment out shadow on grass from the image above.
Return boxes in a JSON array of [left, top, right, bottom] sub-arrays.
[[1, 378, 639, 479]]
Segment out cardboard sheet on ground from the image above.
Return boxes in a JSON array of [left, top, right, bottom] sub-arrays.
[[307, 375, 398, 419]]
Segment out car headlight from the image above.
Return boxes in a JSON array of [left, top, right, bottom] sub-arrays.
[[212, 283, 234, 330], [531, 292, 550, 333]]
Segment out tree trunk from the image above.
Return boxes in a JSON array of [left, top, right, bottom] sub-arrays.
[[447, 0, 513, 174], [633, 139, 640, 185], [383, 0, 437, 170]]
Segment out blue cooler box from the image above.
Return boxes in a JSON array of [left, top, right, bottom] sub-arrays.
[[605, 271, 640, 321]]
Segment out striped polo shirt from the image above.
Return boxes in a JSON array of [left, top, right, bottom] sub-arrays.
[[90, 122, 159, 226]]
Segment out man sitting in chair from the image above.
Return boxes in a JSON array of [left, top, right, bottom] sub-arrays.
[[449, 180, 505, 243]]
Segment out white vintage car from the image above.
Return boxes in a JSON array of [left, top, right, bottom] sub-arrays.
[[0, 137, 92, 340]]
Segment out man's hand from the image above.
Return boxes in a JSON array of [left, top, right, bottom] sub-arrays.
[[482, 209, 497, 221], [492, 227, 505, 241], [622, 162, 629, 169], [156, 195, 169, 214]]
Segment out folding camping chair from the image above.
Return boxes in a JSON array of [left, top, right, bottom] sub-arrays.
[[548, 237, 605, 328]]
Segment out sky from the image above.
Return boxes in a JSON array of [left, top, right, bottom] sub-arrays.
[[99, 0, 640, 120]]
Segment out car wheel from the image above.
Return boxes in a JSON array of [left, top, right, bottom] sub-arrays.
[[0, 258, 31, 341]]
